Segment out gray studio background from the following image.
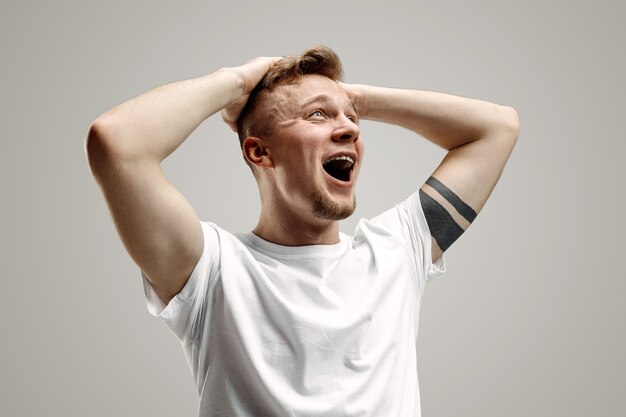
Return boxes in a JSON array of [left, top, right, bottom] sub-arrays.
[[1, 0, 624, 416]]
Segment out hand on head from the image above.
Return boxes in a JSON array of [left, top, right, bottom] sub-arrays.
[[221, 57, 282, 132], [337, 82, 363, 119]]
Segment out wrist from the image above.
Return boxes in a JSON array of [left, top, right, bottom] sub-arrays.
[[213, 67, 247, 105]]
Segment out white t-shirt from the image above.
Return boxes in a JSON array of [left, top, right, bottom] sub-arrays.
[[143, 191, 445, 417]]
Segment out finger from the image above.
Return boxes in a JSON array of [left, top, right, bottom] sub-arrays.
[[267, 56, 283, 66], [254, 57, 283, 77], [250, 56, 283, 66]]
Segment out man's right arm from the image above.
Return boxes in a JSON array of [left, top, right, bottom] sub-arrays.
[[85, 58, 278, 305]]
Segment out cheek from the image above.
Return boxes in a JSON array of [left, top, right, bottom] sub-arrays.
[[356, 141, 365, 167], [274, 151, 313, 182], [276, 151, 321, 192], [284, 140, 320, 169]]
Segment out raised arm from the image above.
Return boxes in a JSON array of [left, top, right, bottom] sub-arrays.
[[342, 84, 520, 262], [85, 57, 279, 304]]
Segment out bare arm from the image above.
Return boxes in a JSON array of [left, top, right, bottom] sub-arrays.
[[85, 58, 279, 304], [343, 84, 520, 262]]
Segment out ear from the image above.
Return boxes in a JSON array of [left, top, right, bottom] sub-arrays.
[[242, 137, 273, 168]]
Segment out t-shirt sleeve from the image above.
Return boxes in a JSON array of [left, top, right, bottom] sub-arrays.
[[371, 191, 446, 290], [141, 221, 219, 345]]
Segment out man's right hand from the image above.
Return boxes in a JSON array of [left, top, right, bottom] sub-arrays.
[[221, 57, 282, 132]]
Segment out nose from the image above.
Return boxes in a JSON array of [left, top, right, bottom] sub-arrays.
[[332, 114, 360, 143]]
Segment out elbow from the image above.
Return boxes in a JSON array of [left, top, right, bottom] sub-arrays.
[[85, 118, 108, 155], [500, 106, 520, 144], [476, 105, 520, 155], [480, 104, 520, 150], [84, 116, 125, 178]]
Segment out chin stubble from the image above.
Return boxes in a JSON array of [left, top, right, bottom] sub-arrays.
[[311, 189, 357, 220]]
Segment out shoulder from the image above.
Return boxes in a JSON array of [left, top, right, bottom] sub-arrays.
[[366, 192, 427, 237], [353, 192, 432, 259]]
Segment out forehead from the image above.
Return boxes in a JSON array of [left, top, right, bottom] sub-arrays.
[[270, 74, 351, 113]]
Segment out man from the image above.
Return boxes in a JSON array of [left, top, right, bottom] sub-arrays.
[[86, 46, 519, 416]]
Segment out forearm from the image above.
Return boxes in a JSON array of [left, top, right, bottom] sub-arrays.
[[350, 84, 518, 150], [87, 68, 242, 163]]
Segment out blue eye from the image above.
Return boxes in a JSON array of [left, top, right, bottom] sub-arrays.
[[310, 110, 325, 118]]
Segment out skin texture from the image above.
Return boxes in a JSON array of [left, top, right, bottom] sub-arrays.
[[243, 75, 363, 246], [86, 53, 519, 305], [86, 58, 281, 305]]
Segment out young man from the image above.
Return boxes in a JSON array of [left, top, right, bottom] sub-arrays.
[[86, 46, 519, 416]]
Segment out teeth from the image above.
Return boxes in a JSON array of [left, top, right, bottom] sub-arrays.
[[324, 155, 354, 165]]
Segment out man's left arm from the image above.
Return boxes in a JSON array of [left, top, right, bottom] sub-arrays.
[[343, 84, 520, 263]]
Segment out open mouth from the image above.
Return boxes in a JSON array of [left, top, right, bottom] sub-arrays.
[[322, 155, 355, 182]]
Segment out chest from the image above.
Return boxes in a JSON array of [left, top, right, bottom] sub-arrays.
[[214, 236, 420, 359]]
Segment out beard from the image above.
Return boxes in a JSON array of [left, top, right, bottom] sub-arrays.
[[311, 188, 357, 220]]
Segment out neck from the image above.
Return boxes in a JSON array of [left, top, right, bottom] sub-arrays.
[[253, 204, 340, 246]]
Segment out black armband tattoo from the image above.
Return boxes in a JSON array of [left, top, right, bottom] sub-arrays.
[[420, 177, 478, 253], [419, 189, 465, 252], [425, 176, 477, 223]]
